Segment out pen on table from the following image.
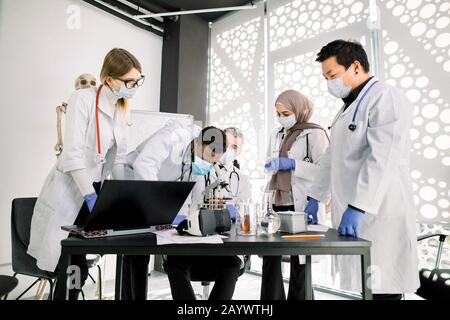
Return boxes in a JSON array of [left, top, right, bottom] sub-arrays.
[[281, 234, 325, 239]]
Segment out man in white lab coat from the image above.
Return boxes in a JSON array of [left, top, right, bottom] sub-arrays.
[[165, 127, 250, 300], [304, 40, 420, 299], [219, 127, 251, 204], [122, 123, 242, 300]]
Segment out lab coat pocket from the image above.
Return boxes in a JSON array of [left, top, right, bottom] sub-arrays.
[[344, 120, 366, 147], [36, 168, 71, 214]]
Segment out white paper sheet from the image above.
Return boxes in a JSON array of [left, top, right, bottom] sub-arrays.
[[307, 224, 330, 232], [153, 229, 226, 245]]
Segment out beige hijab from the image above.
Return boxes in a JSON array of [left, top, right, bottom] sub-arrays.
[[275, 90, 313, 124], [269, 90, 327, 206]]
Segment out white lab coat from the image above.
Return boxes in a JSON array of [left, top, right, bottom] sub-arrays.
[[212, 163, 251, 205], [308, 77, 420, 294], [28, 87, 128, 272], [127, 120, 201, 182], [128, 125, 247, 266], [266, 126, 329, 218], [127, 120, 205, 212]]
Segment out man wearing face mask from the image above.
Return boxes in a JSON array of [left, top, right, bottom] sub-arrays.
[[121, 124, 239, 300], [304, 40, 419, 300], [214, 127, 252, 222]]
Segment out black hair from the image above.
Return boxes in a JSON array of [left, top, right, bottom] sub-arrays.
[[196, 126, 227, 155], [315, 40, 370, 73]]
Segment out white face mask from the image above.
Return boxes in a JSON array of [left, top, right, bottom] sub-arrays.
[[326, 67, 355, 99], [221, 150, 237, 166], [113, 84, 137, 99], [278, 114, 296, 130]]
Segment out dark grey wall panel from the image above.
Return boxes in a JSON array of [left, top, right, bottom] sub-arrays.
[[160, 15, 209, 124], [177, 15, 209, 124], [160, 19, 180, 114]]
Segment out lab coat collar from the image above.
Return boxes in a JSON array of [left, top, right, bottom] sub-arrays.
[[354, 76, 379, 101], [342, 76, 374, 106], [98, 85, 119, 118], [341, 76, 380, 116]]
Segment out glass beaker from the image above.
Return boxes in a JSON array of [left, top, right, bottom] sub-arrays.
[[236, 202, 257, 236]]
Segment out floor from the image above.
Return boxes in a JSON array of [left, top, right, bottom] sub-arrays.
[[1, 263, 422, 300], [1, 265, 346, 300]]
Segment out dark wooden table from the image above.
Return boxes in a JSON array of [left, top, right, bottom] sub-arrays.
[[60, 226, 372, 300]]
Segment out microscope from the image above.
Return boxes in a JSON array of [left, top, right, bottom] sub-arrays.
[[180, 163, 232, 236]]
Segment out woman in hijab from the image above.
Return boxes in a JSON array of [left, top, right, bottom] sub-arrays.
[[261, 89, 329, 300]]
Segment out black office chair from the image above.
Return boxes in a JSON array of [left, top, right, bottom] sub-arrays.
[[162, 255, 251, 300], [5, 198, 103, 300], [0, 275, 19, 299], [415, 233, 450, 300]]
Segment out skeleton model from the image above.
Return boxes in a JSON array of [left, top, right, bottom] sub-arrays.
[[55, 74, 97, 156]]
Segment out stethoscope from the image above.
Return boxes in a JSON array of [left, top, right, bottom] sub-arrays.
[[277, 129, 313, 163], [95, 85, 105, 164], [228, 164, 240, 197], [180, 146, 240, 196], [94, 84, 133, 164], [328, 80, 379, 132], [179, 147, 211, 187], [303, 134, 312, 163]]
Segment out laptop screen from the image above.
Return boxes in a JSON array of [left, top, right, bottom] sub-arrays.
[[83, 180, 195, 232]]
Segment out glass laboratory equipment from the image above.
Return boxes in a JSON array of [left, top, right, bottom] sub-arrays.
[[259, 193, 281, 235]]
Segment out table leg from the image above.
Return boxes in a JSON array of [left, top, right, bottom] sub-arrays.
[[361, 250, 372, 300], [115, 254, 124, 300], [305, 255, 312, 300]]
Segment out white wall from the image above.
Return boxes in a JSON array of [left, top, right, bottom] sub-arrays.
[[0, 0, 163, 264]]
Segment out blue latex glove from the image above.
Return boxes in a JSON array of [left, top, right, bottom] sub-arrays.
[[304, 198, 319, 224], [264, 158, 279, 172], [172, 213, 187, 226], [338, 207, 364, 238], [226, 204, 238, 222], [84, 193, 97, 213], [278, 157, 296, 171]]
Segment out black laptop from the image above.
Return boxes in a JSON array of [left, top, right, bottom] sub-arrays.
[[62, 180, 195, 238]]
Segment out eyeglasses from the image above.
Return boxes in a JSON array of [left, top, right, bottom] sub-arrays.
[[115, 75, 145, 89]]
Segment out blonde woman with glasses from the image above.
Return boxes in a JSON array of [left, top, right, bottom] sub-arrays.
[[28, 48, 144, 300]]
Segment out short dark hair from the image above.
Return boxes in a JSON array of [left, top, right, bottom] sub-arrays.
[[315, 40, 370, 73], [197, 126, 227, 154]]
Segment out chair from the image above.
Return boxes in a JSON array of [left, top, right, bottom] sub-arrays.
[[4, 198, 103, 300], [162, 255, 251, 300], [191, 255, 251, 300], [0, 275, 19, 299], [415, 233, 450, 300]]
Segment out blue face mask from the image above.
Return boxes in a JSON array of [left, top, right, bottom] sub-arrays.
[[113, 85, 137, 99], [192, 156, 213, 176]]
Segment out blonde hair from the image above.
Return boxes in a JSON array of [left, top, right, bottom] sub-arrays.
[[100, 48, 142, 113]]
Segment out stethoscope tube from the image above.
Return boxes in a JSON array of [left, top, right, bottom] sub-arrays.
[[348, 80, 379, 131], [328, 80, 379, 132], [95, 85, 105, 163], [229, 167, 240, 198], [277, 129, 313, 163]]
